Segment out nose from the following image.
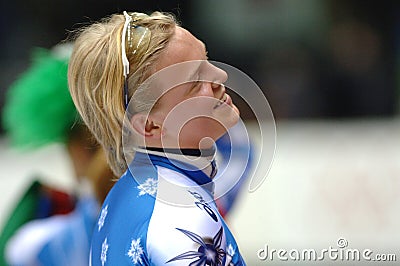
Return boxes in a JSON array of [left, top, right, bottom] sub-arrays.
[[210, 62, 228, 84], [205, 62, 227, 93]]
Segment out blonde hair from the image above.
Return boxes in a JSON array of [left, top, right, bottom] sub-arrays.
[[68, 12, 177, 176]]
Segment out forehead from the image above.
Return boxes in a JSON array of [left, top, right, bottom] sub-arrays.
[[155, 26, 206, 71], [173, 26, 205, 49]]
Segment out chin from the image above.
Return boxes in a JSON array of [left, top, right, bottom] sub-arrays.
[[217, 105, 240, 131]]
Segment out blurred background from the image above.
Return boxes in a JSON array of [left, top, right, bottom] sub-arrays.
[[1, 0, 399, 120], [1, 0, 400, 265]]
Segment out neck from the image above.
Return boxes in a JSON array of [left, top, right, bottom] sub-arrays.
[[134, 146, 217, 179]]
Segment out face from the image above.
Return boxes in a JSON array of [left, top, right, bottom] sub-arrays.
[[143, 27, 240, 149]]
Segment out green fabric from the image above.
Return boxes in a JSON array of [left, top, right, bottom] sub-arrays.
[[2, 48, 77, 148], [0, 180, 42, 265]]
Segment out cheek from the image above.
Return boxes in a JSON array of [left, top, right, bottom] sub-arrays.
[[160, 98, 215, 124]]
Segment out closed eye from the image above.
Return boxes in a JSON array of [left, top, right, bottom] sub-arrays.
[[191, 80, 202, 90]]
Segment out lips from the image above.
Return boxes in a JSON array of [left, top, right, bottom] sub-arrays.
[[213, 93, 229, 109]]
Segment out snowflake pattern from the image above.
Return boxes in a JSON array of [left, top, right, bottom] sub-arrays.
[[226, 244, 235, 257], [101, 237, 109, 266], [98, 205, 108, 231], [137, 178, 158, 197], [127, 238, 144, 264]]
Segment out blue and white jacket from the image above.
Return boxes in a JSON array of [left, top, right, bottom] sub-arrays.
[[90, 148, 246, 265]]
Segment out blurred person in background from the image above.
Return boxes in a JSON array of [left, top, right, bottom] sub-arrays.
[[0, 44, 114, 266]]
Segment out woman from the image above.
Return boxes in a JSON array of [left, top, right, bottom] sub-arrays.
[[68, 11, 245, 265]]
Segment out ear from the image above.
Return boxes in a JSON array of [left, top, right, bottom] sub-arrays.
[[130, 113, 161, 138]]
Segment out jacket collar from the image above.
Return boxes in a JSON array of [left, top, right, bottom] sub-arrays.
[[132, 147, 217, 195]]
